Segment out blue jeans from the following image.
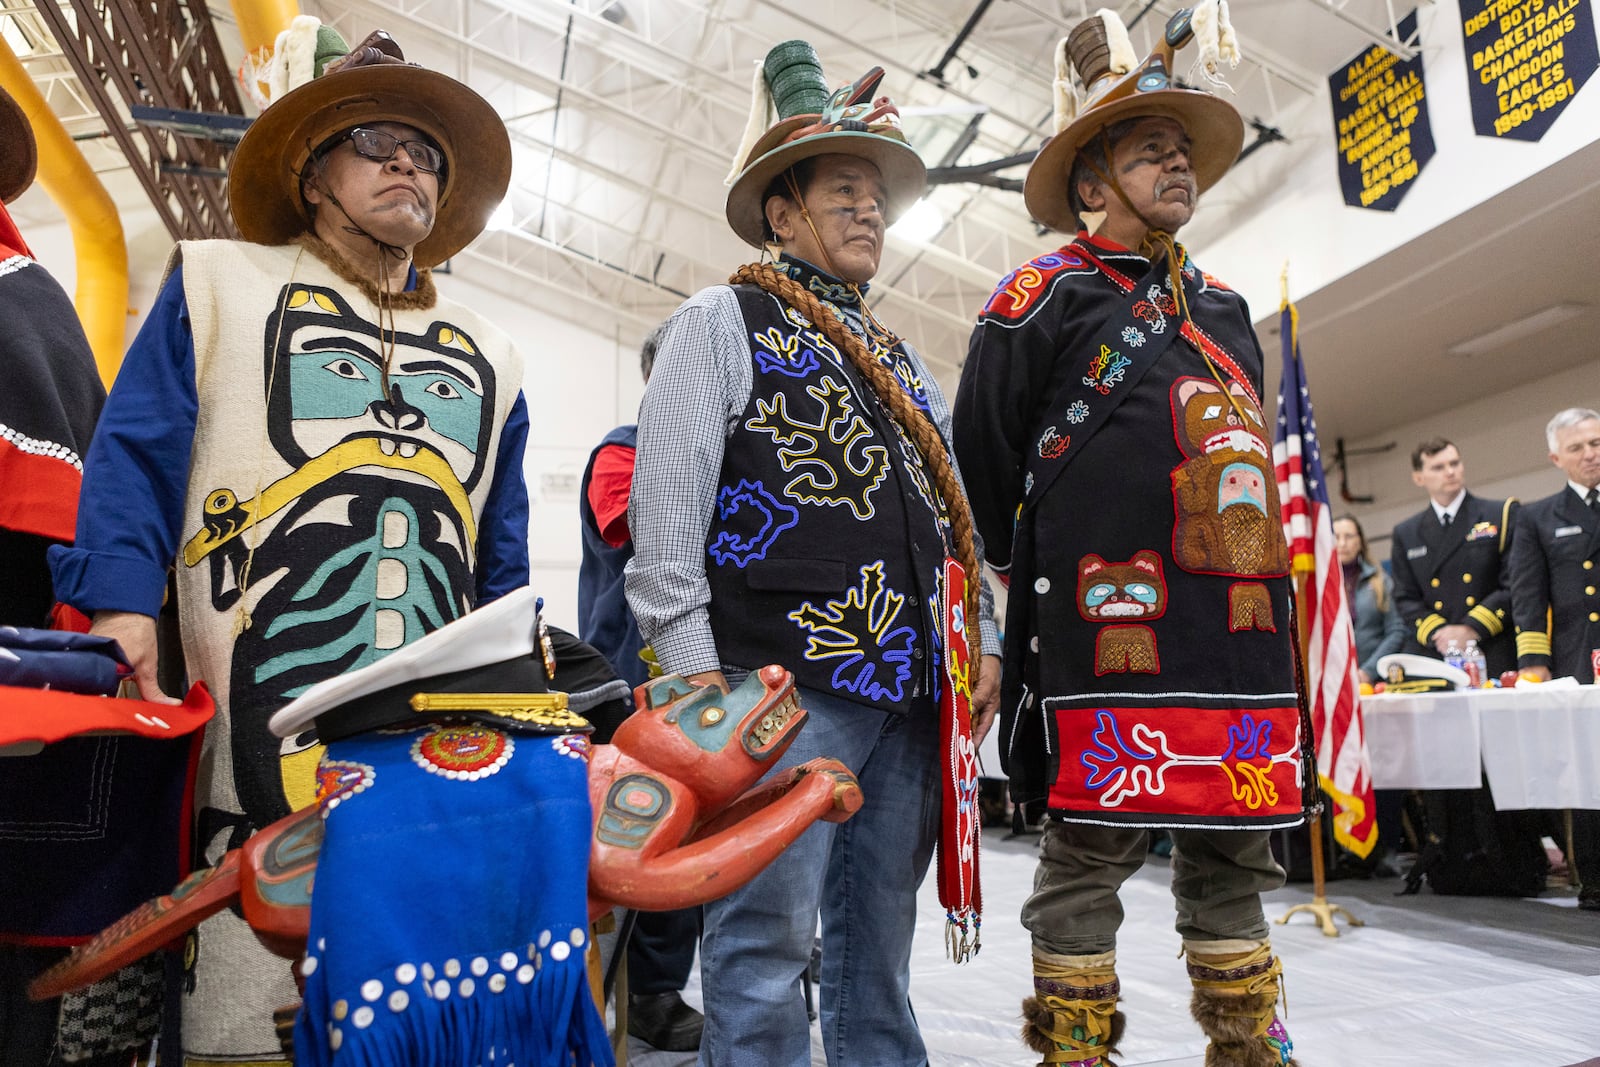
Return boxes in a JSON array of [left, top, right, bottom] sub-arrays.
[[697, 684, 940, 1067]]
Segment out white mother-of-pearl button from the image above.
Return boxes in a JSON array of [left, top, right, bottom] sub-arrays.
[[1034, 578, 1050, 593]]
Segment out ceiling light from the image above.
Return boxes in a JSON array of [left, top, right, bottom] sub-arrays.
[[889, 197, 945, 244], [1446, 303, 1585, 356]]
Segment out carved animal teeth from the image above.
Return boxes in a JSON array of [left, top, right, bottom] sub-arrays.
[[399, 441, 419, 458], [378, 437, 397, 456]]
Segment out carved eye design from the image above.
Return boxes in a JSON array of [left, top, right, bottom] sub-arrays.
[[1201, 404, 1222, 420], [426, 380, 461, 399], [700, 707, 725, 727]]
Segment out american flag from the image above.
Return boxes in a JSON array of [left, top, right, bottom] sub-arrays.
[[1271, 303, 1377, 858]]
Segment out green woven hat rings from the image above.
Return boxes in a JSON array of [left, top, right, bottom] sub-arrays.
[[764, 40, 830, 119]]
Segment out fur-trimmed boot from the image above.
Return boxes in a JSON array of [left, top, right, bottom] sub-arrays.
[[1021, 949, 1124, 1066], [1184, 939, 1298, 1066]]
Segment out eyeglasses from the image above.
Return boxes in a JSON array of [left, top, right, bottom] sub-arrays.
[[334, 127, 445, 174]]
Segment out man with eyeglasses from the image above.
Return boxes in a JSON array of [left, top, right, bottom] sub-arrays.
[[50, 20, 531, 1064]]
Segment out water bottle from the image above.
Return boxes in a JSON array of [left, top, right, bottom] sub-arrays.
[[1443, 639, 1466, 685], [1463, 638, 1487, 689]]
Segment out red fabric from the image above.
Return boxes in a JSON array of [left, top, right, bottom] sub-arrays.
[[48, 603, 93, 633], [1048, 703, 1303, 823], [936, 559, 981, 961], [587, 443, 636, 548], [0, 438, 83, 542], [0, 199, 35, 260], [0, 682, 213, 747]]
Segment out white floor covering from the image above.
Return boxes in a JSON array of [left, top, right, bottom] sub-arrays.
[[626, 832, 1600, 1067]]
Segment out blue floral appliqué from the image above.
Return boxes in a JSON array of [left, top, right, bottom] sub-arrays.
[[1080, 709, 1154, 790], [1121, 325, 1146, 347], [750, 326, 827, 379], [708, 479, 800, 567], [1218, 713, 1273, 761], [1065, 400, 1090, 425], [875, 344, 932, 413], [788, 561, 917, 703]]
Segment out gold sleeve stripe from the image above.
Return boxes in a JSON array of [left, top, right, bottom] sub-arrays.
[[1469, 604, 1503, 635], [1417, 613, 1447, 643], [1516, 631, 1552, 657], [1500, 497, 1516, 552]]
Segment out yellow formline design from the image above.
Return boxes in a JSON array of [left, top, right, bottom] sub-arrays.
[[182, 438, 474, 566]]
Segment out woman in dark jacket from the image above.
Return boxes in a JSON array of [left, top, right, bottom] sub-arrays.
[[1334, 514, 1405, 684]]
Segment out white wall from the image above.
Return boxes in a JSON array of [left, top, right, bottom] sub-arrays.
[[432, 273, 644, 632], [1189, 2, 1600, 315], [1334, 361, 1600, 552]]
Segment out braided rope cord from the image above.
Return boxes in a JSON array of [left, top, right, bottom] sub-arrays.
[[729, 262, 984, 696]]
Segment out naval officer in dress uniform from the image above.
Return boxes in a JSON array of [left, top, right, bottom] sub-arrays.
[[1508, 407, 1600, 912], [1390, 438, 1519, 677]]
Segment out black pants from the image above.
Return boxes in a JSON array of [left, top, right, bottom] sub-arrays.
[[1571, 809, 1600, 890], [629, 907, 702, 996], [1, 945, 131, 1067]]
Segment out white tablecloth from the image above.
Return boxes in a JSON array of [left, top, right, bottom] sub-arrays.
[[1362, 685, 1600, 809]]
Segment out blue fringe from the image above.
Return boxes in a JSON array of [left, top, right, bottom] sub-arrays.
[[295, 951, 613, 1067]]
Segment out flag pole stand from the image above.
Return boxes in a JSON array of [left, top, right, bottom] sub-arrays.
[[1276, 811, 1364, 937], [1276, 570, 1364, 938]]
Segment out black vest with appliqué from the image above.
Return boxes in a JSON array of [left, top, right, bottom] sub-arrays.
[[706, 261, 952, 714]]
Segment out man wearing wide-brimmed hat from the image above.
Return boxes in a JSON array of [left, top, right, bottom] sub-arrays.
[[49, 18, 531, 1062], [954, 5, 1304, 1065], [625, 40, 1001, 1066]]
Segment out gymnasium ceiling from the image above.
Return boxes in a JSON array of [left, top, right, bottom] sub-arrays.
[[5, 0, 1597, 442]]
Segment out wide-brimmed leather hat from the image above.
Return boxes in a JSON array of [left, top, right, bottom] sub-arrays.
[[1024, 2, 1244, 234], [724, 40, 925, 248], [229, 19, 510, 268], [1, 85, 38, 204]]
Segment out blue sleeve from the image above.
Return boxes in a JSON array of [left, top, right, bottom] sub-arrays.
[[473, 390, 530, 605], [48, 266, 196, 617]]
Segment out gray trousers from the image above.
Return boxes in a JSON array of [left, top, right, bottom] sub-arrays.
[[1023, 822, 1287, 956]]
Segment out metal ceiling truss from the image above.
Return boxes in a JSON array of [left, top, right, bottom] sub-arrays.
[[317, 0, 993, 361], [30, 0, 243, 239], [1302, 0, 1419, 59]]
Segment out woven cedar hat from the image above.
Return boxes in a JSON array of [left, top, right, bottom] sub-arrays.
[[724, 40, 926, 248], [228, 17, 510, 269], [1024, 1, 1246, 233], [0, 85, 37, 204]]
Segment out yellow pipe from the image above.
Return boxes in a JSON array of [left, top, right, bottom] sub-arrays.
[[0, 38, 128, 388], [231, 0, 301, 58]]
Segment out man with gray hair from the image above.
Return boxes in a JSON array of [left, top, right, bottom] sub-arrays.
[[1508, 406, 1600, 911]]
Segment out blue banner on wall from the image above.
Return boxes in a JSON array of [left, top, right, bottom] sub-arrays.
[[1459, 0, 1598, 140], [1330, 10, 1436, 211]]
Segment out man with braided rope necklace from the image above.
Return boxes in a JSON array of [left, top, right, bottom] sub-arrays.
[[954, 8, 1304, 1067], [49, 22, 530, 1064], [625, 40, 1000, 1067]]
